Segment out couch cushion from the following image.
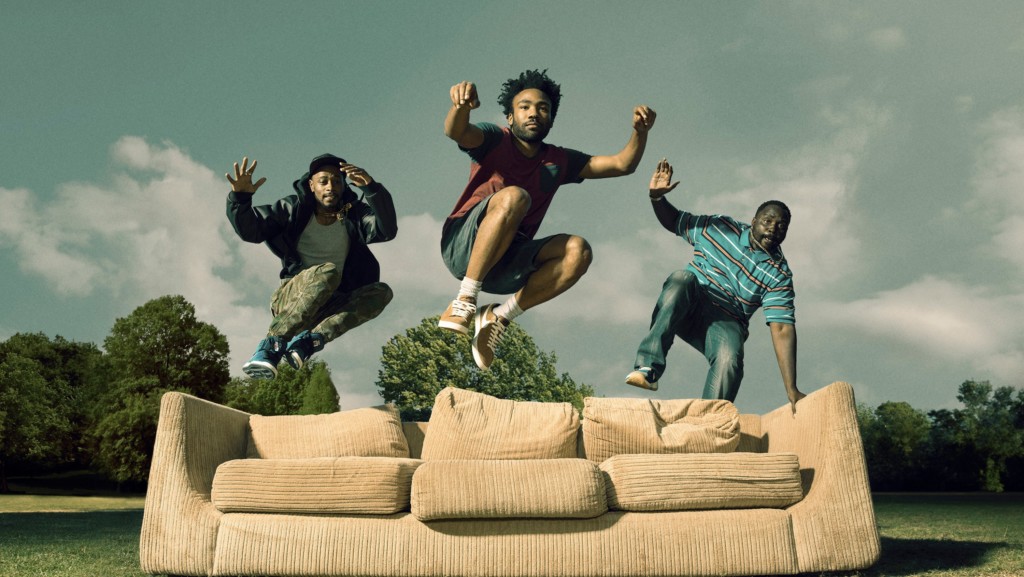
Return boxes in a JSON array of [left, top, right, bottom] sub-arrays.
[[420, 387, 579, 460], [247, 404, 409, 459], [582, 397, 739, 462], [410, 459, 607, 521], [212, 456, 421, 514], [601, 452, 803, 511]]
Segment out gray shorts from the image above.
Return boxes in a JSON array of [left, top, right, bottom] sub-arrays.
[[441, 196, 553, 295]]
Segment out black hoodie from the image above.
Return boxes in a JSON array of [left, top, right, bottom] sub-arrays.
[[226, 171, 397, 294]]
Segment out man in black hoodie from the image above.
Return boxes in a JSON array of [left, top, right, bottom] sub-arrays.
[[226, 154, 397, 379]]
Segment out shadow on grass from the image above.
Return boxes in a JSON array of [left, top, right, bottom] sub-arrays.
[[870, 536, 1011, 576]]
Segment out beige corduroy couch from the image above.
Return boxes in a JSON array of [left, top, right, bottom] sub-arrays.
[[140, 381, 880, 577]]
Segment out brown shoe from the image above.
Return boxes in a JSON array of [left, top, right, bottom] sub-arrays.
[[625, 368, 659, 391], [438, 297, 476, 335], [472, 304, 510, 370], [439, 297, 476, 335]]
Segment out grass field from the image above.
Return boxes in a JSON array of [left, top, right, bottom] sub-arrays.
[[0, 493, 1021, 577]]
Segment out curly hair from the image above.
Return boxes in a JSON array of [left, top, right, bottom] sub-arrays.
[[755, 200, 792, 222], [497, 69, 563, 119]]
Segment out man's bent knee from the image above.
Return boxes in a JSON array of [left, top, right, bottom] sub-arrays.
[[666, 269, 697, 289], [564, 235, 593, 277], [489, 187, 531, 216]]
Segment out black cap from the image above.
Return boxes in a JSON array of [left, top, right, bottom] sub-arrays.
[[307, 153, 347, 176]]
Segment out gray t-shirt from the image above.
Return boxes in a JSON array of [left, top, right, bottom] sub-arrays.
[[296, 215, 351, 273]]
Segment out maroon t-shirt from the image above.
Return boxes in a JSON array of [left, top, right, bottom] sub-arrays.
[[446, 123, 592, 239]]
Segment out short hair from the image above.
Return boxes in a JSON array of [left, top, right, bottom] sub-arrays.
[[755, 200, 791, 222], [498, 69, 563, 119]]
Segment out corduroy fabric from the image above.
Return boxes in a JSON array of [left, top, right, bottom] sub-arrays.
[[403, 421, 428, 459], [581, 397, 739, 462], [212, 456, 422, 514], [736, 413, 765, 452], [139, 392, 250, 576], [601, 452, 803, 511], [410, 459, 606, 521], [142, 382, 880, 577], [761, 381, 881, 572], [247, 404, 409, 459], [211, 509, 798, 577], [420, 387, 579, 460]]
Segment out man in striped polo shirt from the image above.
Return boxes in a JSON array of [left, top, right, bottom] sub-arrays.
[[626, 159, 806, 411]]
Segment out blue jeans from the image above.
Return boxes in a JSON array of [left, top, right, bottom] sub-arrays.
[[633, 270, 749, 401]]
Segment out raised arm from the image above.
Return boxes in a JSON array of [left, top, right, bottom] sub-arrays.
[[579, 106, 656, 179], [340, 162, 397, 243], [647, 158, 682, 232], [769, 322, 805, 412], [444, 81, 485, 149], [224, 156, 284, 243]]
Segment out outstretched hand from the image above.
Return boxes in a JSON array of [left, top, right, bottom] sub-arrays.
[[450, 81, 480, 110], [633, 105, 657, 134], [339, 163, 375, 187], [226, 156, 266, 194], [649, 158, 680, 199]]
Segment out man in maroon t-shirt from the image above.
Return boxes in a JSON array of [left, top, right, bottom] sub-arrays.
[[438, 69, 657, 370]]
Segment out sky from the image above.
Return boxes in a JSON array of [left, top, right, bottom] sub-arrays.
[[1, 1, 1022, 415]]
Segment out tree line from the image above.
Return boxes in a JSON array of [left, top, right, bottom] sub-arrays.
[[3, 293, 1020, 494], [857, 380, 1024, 492], [0, 295, 339, 491]]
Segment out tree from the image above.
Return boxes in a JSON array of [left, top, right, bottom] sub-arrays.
[[224, 360, 339, 416], [102, 295, 229, 400], [376, 316, 593, 421], [0, 355, 73, 491], [89, 295, 230, 485], [953, 380, 1023, 492], [300, 361, 341, 414], [0, 333, 105, 470], [858, 401, 930, 490]]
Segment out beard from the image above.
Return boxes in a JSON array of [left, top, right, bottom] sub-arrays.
[[510, 120, 550, 143], [317, 192, 344, 213]]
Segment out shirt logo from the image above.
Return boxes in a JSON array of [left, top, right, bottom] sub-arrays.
[[539, 163, 560, 193]]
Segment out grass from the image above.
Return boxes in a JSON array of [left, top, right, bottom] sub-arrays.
[[0, 493, 1021, 577]]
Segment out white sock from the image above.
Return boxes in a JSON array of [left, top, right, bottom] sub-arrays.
[[493, 295, 524, 322], [458, 277, 482, 302]]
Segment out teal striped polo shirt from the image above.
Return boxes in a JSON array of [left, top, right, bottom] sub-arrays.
[[675, 211, 795, 326]]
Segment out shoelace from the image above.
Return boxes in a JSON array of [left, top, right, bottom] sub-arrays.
[[450, 298, 476, 319], [485, 317, 508, 350]]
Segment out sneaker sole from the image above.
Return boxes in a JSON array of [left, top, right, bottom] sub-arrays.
[[243, 361, 278, 380], [438, 319, 472, 335], [285, 351, 305, 370], [471, 305, 494, 370], [625, 373, 658, 392]]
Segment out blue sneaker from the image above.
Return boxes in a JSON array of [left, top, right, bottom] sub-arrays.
[[242, 336, 286, 379], [285, 331, 325, 370]]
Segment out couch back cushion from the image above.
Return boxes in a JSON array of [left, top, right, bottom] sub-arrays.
[[582, 397, 739, 462], [601, 452, 803, 511], [212, 456, 421, 515], [247, 404, 409, 459], [420, 387, 579, 460], [410, 459, 607, 521]]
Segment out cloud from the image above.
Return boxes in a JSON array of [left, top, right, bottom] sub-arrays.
[[0, 137, 277, 363], [971, 106, 1024, 275], [817, 275, 1024, 383], [697, 101, 890, 295]]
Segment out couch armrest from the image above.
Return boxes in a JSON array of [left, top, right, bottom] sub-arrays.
[[760, 381, 881, 573], [140, 391, 250, 576]]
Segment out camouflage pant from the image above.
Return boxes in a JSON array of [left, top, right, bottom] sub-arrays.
[[267, 263, 392, 342]]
